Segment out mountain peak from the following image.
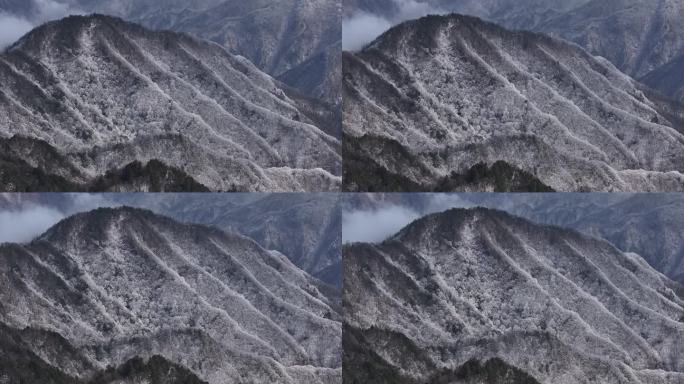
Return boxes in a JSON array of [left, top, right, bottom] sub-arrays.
[[12, 13, 190, 54], [343, 7, 684, 192], [1, 10, 342, 192], [1, 205, 342, 382], [345, 204, 684, 383], [366, 12, 587, 66], [36, 205, 225, 246], [392, 206, 528, 240]]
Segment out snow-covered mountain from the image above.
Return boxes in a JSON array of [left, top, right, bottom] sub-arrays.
[[0, 192, 343, 287], [344, 207, 684, 383], [108, 193, 343, 287], [129, 0, 342, 106], [343, 14, 684, 192], [462, 193, 684, 286], [0, 14, 341, 192], [342, 193, 684, 288], [0, 0, 341, 106], [0, 207, 342, 383], [345, 0, 684, 104]]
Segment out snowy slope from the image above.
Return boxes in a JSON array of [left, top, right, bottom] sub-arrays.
[[107, 193, 343, 287], [343, 14, 684, 192], [3, 0, 342, 105], [132, 0, 343, 105], [344, 0, 684, 103], [0, 14, 341, 192], [0, 207, 342, 383], [462, 193, 684, 287], [344, 207, 684, 383]]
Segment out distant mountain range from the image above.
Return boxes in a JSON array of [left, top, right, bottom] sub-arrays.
[[0, 15, 341, 192], [0, 207, 342, 383], [344, 208, 684, 383], [343, 14, 684, 192]]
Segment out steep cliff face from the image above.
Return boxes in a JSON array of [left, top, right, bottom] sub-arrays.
[[343, 14, 684, 192], [0, 207, 342, 383], [0, 14, 341, 192], [344, 208, 684, 383]]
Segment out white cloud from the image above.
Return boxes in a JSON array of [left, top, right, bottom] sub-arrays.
[[342, 194, 475, 244], [342, 12, 392, 51], [0, 13, 34, 49], [0, 206, 65, 243], [342, 0, 446, 51], [343, 204, 421, 243], [0, 193, 123, 243], [0, 0, 82, 49]]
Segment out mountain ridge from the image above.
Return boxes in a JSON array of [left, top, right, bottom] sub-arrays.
[[0, 14, 341, 192], [0, 206, 342, 383], [94, 193, 344, 288], [344, 0, 684, 103], [465, 193, 684, 286], [343, 13, 684, 192], [344, 207, 684, 383]]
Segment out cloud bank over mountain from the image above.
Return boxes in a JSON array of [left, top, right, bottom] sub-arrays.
[[0, 0, 82, 48], [342, 194, 473, 243], [0, 193, 120, 243], [342, 0, 445, 50], [0, 205, 63, 243], [0, 12, 33, 48]]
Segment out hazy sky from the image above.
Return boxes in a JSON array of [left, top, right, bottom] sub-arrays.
[[0, 0, 82, 49], [0, 194, 120, 243], [0, 12, 34, 49], [342, 0, 446, 51], [342, 204, 421, 243], [0, 206, 64, 243], [342, 194, 474, 243]]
